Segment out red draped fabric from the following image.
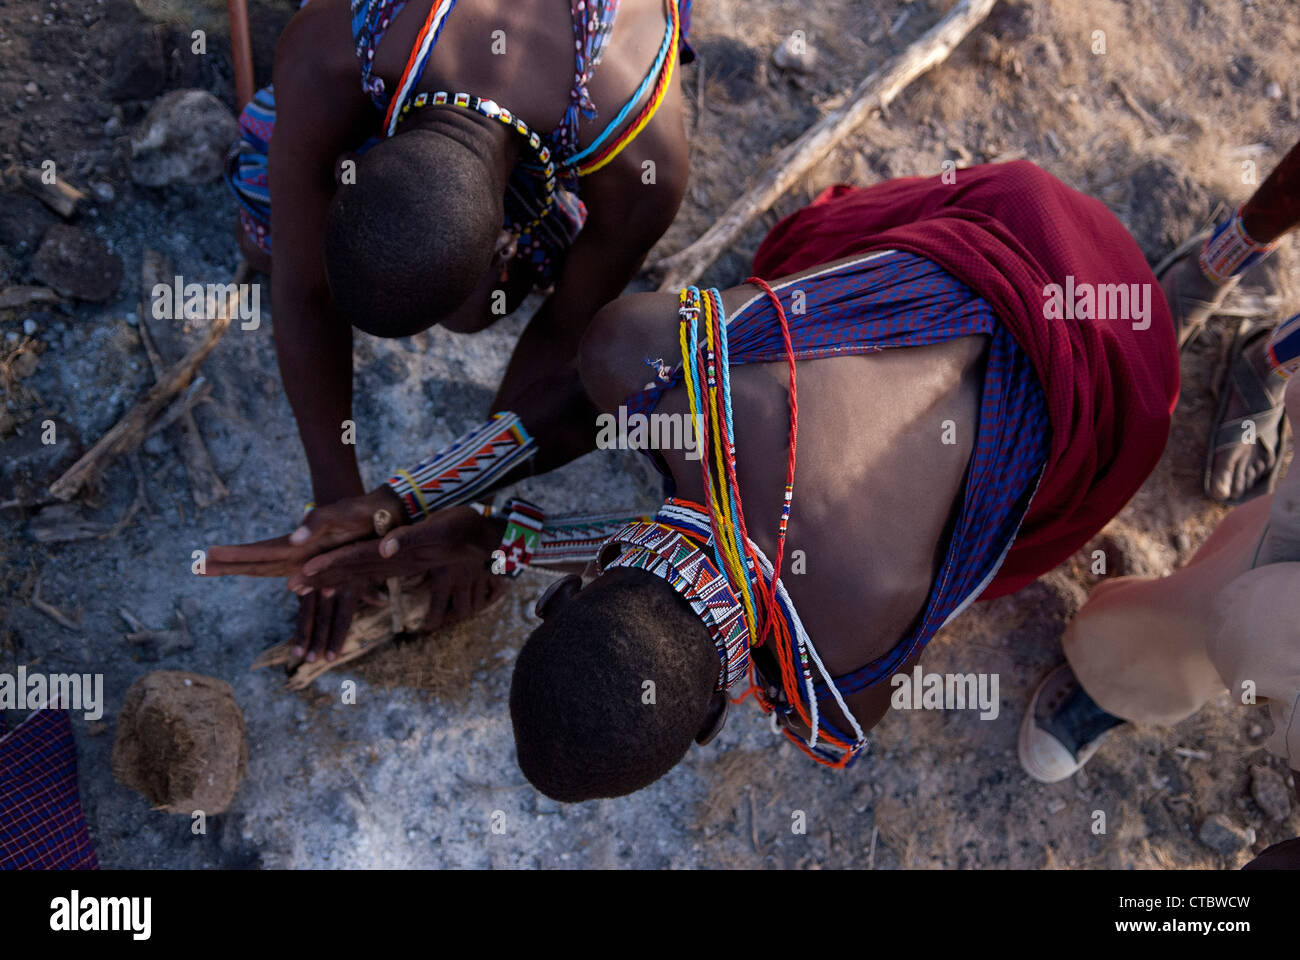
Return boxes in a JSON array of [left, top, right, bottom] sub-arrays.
[[752, 161, 1179, 598]]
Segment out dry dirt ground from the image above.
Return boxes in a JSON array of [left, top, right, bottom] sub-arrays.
[[1, 0, 1298, 869]]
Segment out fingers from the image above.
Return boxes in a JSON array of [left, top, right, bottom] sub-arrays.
[[327, 591, 356, 657], [450, 577, 473, 623], [422, 579, 452, 633], [308, 592, 335, 662], [295, 540, 394, 590], [293, 592, 318, 659]]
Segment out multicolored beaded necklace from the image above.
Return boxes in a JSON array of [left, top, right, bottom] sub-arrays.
[[600, 283, 871, 767], [378, 0, 678, 240]]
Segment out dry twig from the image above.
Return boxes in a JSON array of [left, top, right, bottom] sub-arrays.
[[650, 0, 998, 291]]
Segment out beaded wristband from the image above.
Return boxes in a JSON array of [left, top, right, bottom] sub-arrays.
[[1199, 206, 1280, 285], [386, 412, 537, 521], [530, 511, 654, 567], [498, 499, 546, 578], [1267, 312, 1300, 380]]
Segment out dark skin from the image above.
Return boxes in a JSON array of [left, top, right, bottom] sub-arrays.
[[276, 254, 990, 737], [209, 0, 688, 661]]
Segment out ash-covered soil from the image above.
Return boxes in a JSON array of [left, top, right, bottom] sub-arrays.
[[1, 0, 1297, 868]]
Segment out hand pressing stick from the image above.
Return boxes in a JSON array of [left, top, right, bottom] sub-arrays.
[[372, 508, 404, 634], [252, 578, 439, 690], [651, 0, 998, 292], [48, 261, 249, 501]]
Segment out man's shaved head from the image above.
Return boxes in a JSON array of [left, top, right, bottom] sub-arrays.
[[323, 120, 505, 338]]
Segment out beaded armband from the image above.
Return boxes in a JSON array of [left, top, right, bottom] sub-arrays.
[[386, 412, 537, 521], [1199, 206, 1279, 284], [498, 499, 546, 578], [1267, 312, 1300, 380], [530, 511, 653, 568]]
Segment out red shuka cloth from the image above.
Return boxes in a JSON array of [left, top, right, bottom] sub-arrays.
[[751, 161, 1179, 599]]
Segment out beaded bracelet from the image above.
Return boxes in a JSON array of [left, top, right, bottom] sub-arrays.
[[1199, 206, 1279, 285], [1267, 312, 1300, 380], [531, 511, 654, 567], [386, 412, 537, 521], [497, 499, 546, 578]]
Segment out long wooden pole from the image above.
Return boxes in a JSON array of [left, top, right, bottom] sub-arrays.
[[652, 0, 998, 292], [227, 0, 256, 111]]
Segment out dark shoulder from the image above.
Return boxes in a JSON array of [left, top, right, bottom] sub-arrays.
[[274, 0, 363, 94]]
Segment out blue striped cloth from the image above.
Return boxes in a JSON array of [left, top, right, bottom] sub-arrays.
[[629, 250, 1051, 695]]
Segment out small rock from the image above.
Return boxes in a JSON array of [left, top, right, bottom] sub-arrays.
[[31, 224, 123, 301], [373, 351, 409, 386], [1046, 797, 1066, 814], [22, 318, 38, 336], [384, 710, 413, 742], [1, 420, 85, 500], [772, 33, 817, 74], [1198, 813, 1254, 856], [91, 181, 115, 203], [104, 115, 122, 137], [1250, 765, 1293, 822], [143, 433, 167, 456], [0, 190, 58, 252], [1248, 723, 1264, 740], [130, 89, 237, 187], [107, 24, 166, 101], [1266, 81, 1284, 100], [851, 782, 873, 813], [24, 81, 39, 95]]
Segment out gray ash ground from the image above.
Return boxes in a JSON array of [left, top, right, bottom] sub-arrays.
[[2, 0, 1298, 868]]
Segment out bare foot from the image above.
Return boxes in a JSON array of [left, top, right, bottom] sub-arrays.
[[1207, 333, 1288, 502]]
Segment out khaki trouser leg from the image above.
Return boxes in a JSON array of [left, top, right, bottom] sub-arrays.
[[1063, 497, 1273, 726]]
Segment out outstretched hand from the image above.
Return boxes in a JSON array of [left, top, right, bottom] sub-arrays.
[[287, 504, 501, 592], [203, 486, 408, 578], [289, 505, 509, 635]]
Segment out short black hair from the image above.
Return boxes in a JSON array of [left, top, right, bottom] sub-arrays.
[[509, 569, 718, 802], [323, 127, 502, 338]]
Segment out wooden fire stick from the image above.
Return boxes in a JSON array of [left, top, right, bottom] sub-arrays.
[[651, 0, 998, 292]]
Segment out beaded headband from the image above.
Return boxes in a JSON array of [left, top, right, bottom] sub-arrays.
[[392, 92, 557, 235], [597, 517, 751, 691]]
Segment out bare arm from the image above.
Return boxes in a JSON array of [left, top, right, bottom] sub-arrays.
[[490, 110, 690, 476], [267, 1, 374, 505]]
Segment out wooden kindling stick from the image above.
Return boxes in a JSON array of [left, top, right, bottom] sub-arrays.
[[651, 0, 998, 292], [48, 261, 251, 501]]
